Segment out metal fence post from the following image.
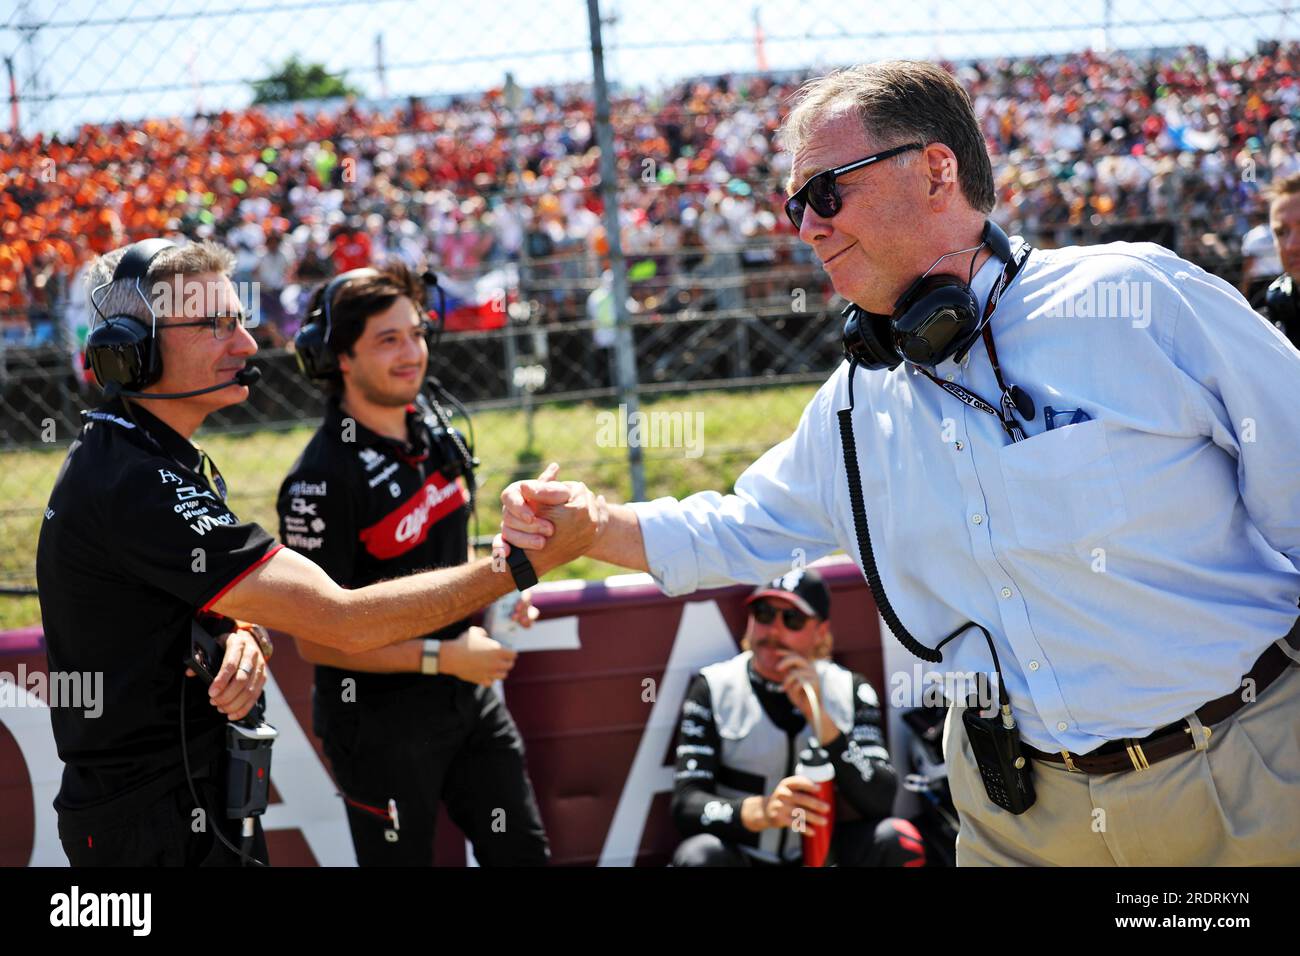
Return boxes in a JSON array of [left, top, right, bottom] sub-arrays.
[[586, 0, 645, 502]]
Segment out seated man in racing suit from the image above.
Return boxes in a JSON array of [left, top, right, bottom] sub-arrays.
[[670, 567, 924, 866]]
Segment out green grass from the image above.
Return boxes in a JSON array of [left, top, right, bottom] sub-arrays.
[[0, 383, 821, 630]]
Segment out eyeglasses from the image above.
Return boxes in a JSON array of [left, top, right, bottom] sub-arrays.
[[750, 600, 812, 630], [157, 312, 254, 340], [784, 142, 925, 230]]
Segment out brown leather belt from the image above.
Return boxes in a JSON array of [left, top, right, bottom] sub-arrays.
[[1024, 617, 1300, 775]]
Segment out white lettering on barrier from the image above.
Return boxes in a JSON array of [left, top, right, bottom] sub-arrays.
[[0, 671, 353, 866]]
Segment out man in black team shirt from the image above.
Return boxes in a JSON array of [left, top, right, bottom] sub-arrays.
[[670, 568, 925, 866], [35, 240, 600, 866], [1255, 172, 1300, 348], [278, 263, 548, 865]]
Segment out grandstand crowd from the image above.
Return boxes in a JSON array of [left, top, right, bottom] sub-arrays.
[[1, 43, 1297, 348]]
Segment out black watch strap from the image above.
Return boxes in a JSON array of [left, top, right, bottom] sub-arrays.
[[506, 547, 539, 590]]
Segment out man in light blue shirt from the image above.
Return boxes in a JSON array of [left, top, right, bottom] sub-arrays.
[[500, 61, 1300, 865]]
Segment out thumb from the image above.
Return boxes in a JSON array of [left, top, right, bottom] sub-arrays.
[[537, 461, 560, 482], [520, 480, 572, 505]]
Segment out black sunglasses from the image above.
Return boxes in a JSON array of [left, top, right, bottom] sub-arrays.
[[784, 142, 925, 229], [750, 600, 812, 630]]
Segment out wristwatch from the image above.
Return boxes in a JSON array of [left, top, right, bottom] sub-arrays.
[[506, 547, 539, 590], [238, 622, 274, 662], [420, 638, 442, 676]]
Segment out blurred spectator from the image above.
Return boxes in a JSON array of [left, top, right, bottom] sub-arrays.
[[255, 231, 297, 345], [330, 219, 373, 272], [4, 44, 1300, 343]]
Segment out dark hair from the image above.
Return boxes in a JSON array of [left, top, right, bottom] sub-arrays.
[[781, 60, 997, 215], [305, 262, 426, 391]]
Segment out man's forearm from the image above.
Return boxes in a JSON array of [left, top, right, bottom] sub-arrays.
[[322, 556, 522, 653], [220, 491, 597, 651], [587, 502, 649, 571], [215, 551, 519, 654], [288, 632, 424, 673]]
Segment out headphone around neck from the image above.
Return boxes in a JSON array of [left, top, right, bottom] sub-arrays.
[[842, 220, 1014, 370]]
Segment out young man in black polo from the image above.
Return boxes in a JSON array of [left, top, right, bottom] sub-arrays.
[[278, 264, 549, 866]]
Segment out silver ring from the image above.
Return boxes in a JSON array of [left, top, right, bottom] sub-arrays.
[[239, 665, 253, 675]]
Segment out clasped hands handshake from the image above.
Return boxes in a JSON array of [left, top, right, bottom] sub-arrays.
[[191, 462, 600, 709], [494, 462, 609, 572]]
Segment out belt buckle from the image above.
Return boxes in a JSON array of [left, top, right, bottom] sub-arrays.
[[1059, 749, 1081, 773], [1124, 738, 1151, 771]]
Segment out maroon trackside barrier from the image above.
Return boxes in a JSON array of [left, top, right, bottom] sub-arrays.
[[0, 557, 882, 867]]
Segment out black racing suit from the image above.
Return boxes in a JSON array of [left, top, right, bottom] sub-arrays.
[[670, 657, 923, 866], [277, 397, 547, 866]]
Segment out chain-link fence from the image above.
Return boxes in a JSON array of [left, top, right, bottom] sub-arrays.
[[2, 0, 1295, 624]]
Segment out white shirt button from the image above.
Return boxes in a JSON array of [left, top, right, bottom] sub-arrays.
[[972, 514, 984, 525], [1029, 660, 1040, 671], [1000, 587, 1013, 598], [945, 373, 955, 382], [1057, 721, 1068, 732]]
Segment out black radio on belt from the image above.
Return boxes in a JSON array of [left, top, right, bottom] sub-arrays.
[[962, 702, 1036, 814], [187, 619, 277, 821], [224, 705, 277, 820]]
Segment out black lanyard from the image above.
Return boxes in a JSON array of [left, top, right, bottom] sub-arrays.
[[917, 243, 1033, 443], [193, 445, 228, 501]]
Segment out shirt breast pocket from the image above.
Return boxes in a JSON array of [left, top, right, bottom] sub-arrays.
[[997, 418, 1128, 555]]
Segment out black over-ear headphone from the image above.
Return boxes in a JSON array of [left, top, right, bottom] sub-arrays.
[[293, 267, 382, 380], [84, 238, 177, 390], [842, 220, 1013, 370]]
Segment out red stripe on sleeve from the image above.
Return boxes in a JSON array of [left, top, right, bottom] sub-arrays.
[[200, 543, 284, 613]]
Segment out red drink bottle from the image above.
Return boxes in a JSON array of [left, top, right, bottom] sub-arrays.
[[796, 741, 835, 867]]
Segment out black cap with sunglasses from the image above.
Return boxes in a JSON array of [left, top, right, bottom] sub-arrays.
[[746, 568, 832, 627]]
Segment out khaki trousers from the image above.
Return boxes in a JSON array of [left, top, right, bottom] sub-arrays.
[[942, 660, 1300, 866]]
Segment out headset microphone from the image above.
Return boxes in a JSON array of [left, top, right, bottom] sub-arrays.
[[103, 365, 261, 402]]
